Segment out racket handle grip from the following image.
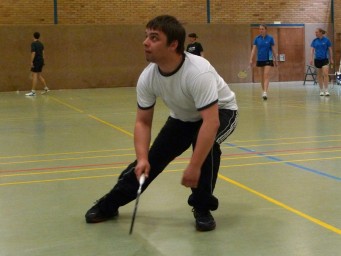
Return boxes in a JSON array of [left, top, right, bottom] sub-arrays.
[[139, 174, 146, 186]]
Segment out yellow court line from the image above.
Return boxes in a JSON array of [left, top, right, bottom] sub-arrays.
[[20, 94, 341, 148], [0, 153, 135, 165], [0, 148, 135, 160], [49, 96, 84, 113], [87, 114, 133, 137], [1, 169, 339, 235], [6, 93, 341, 234], [0, 145, 339, 164], [0, 170, 182, 185], [242, 104, 341, 115], [50, 96, 133, 137], [0, 165, 126, 177], [218, 174, 341, 235], [219, 155, 341, 169], [229, 134, 341, 143], [0, 142, 336, 167], [172, 155, 341, 168], [221, 148, 341, 161], [0, 174, 119, 186], [2, 153, 340, 175], [225, 139, 341, 149]]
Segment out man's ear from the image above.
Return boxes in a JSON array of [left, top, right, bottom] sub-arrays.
[[169, 40, 178, 51]]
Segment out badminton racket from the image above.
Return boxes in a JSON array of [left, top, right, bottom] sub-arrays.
[[129, 173, 146, 235], [237, 66, 251, 79]]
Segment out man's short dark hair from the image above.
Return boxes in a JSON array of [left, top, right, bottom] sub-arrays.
[[188, 33, 198, 38], [33, 32, 40, 39], [146, 15, 185, 54]]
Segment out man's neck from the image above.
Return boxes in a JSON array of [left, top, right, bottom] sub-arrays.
[[158, 53, 184, 76]]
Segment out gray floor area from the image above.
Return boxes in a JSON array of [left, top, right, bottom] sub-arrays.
[[0, 82, 340, 256]]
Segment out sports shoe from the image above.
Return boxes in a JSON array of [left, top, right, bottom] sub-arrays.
[[41, 87, 50, 95], [262, 92, 267, 100], [325, 91, 330, 96], [192, 208, 216, 231], [85, 195, 119, 223], [320, 91, 324, 96], [25, 91, 36, 96]]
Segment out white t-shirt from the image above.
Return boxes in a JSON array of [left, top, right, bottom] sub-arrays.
[[137, 52, 237, 122]]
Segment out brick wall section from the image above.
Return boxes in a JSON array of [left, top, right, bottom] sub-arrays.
[[1, 0, 341, 91], [0, 0, 54, 24], [56, 0, 208, 24], [335, 0, 341, 32], [211, 1, 332, 24], [0, 0, 337, 27], [334, 0, 341, 67]]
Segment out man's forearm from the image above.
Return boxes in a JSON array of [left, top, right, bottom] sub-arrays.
[[189, 120, 219, 169], [134, 123, 151, 161]]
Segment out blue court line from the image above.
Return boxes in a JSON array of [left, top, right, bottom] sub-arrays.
[[226, 143, 340, 181]]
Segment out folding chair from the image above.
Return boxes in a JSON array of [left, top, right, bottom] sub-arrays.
[[303, 65, 317, 85]]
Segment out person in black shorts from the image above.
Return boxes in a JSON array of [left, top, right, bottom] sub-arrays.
[[310, 28, 334, 96], [249, 24, 278, 100], [186, 33, 204, 57], [25, 32, 49, 96]]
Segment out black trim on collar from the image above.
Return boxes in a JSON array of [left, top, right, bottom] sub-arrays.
[[158, 53, 186, 77]]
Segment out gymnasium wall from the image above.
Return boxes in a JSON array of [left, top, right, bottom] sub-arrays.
[[0, 0, 334, 25], [0, 24, 250, 91], [0, 1, 338, 92]]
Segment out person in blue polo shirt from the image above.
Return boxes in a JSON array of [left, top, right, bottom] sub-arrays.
[[249, 24, 278, 100], [310, 28, 334, 96]]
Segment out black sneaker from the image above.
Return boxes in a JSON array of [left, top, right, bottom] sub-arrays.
[[192, 208, 216, 231], [85, 196, 119, 223]]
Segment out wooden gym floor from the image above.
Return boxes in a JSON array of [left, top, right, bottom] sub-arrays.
[[0, 82, 340, 256]]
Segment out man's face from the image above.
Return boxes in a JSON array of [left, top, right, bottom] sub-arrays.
[[188, 36, 196, 43], [259, 26, 267, 36], [143, 29, 174, 63], [315, 30, 322, 37]]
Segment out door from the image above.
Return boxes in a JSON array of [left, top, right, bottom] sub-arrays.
[[251, 26, 305, 82]]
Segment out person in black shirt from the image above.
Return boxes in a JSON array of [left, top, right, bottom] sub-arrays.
[[25, 32, 49, 96], [186, 33, 204, 57]]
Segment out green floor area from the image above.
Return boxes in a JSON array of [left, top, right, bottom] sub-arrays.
[[0, 82, 340, 255]]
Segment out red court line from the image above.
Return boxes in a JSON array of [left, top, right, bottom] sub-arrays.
[[1, 145, 340, 174]]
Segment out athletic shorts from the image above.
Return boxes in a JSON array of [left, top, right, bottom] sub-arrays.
[[256, 60, 274, 67], [314, 59, 329, 69], [31, 61, 44, 73]]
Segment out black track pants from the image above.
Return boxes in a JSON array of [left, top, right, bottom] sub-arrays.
[[101, 109, 238, 214]]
